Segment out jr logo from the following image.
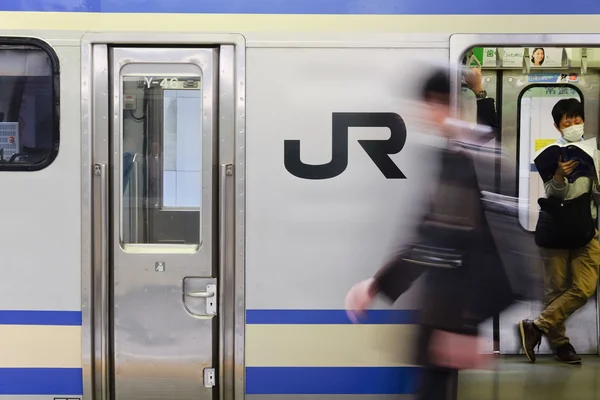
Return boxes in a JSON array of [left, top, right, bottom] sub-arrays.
[[284, 112, 407, 180]]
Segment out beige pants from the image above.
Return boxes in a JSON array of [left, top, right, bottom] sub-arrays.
[[534, 231, 600, 348]]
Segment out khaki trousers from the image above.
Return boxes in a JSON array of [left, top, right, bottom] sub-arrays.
[[534, 231, 600, 348]]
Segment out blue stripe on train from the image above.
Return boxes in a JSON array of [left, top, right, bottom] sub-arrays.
[[246, 309, 419, 324], [0, 310, 81, 326], [0, 368, 82, 395], [246, 366, 420, 395], [2, 0, 600, 15]]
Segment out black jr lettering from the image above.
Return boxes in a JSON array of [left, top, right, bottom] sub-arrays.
[[284, 112, 407, 180]]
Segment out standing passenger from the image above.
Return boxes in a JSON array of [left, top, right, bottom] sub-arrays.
[[519, 98, 600, 365], [345, 67, 516, 400]]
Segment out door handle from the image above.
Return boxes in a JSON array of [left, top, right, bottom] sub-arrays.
[[184, 283, 217, 316], [186, 290, 215, 298]]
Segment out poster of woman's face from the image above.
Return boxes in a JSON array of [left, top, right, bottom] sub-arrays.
[[530, 47, 563, 67], [531, 48, 545, 66]]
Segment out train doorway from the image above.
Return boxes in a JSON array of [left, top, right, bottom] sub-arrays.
[[85, 38, 240, 400]]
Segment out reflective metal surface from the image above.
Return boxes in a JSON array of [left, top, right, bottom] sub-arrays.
[[111, 47, 218, 400], [82, 33, 245, 400], [226, 42, 247, 400], [94, 162, 111, 400], [132, 156, 141, 243], [475, 70, 498, 355], [89, 43, 112, 400], [80, 40, 94, 400]]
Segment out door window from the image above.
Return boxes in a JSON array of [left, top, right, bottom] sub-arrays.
[[517, 85, 583, 231], [121, 75, 203, 248]]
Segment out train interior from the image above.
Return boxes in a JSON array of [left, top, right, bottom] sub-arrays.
[[458, 45, 600, 399]]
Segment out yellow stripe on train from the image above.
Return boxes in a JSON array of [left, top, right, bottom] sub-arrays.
[[0, 325, 81, 368], [0, 12, 600, 34], [246, 324, 418, 367]]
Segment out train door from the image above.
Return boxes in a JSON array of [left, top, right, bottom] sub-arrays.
[[84, 38, 240, 400], [497, 68, 600, 355], [453, 38, 600, 359]]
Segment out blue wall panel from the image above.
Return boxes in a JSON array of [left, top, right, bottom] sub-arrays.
[[2, 0, 600, 14]]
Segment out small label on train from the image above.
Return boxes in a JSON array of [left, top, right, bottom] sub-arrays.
[[528, 73, 579, 83]]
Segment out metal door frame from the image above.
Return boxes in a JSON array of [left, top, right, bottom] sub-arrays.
[[450, 34, 600, 355], [81, 33, 246, 400]]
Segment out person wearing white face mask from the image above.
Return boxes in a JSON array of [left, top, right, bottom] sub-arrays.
[[519, 98, 600, 365], [562, 123, 585, 142]]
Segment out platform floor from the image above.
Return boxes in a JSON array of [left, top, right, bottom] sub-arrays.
[[458, 355, 600, 400]]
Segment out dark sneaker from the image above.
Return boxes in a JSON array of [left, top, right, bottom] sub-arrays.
[[519, 319, 542, 363], [554, 343, 582, 364]]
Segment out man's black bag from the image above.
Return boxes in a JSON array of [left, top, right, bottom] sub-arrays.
[[374, 148, 516, 317], [535, 193, 595, 249]]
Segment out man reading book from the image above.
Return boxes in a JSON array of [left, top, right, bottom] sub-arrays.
[[519, 98, 600, 365]]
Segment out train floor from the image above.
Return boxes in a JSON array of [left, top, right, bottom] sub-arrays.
[[458, 355, 600, 400]]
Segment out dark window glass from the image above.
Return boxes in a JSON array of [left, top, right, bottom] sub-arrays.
[[0, 39, 59, 170]]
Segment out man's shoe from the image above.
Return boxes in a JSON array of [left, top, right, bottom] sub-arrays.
[[554, 343, 582, 364], [519, 319, 542, 363]]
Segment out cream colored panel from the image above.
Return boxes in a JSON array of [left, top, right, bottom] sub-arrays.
[[1, 13, 600, 35], [0, 325, 81, 368], [246, 324, 418, 367]]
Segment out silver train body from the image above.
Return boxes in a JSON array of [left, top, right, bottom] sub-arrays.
[[1, 2, 600, 399]]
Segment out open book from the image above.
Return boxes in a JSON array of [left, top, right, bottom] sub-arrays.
[[534, 138, 600, 183]]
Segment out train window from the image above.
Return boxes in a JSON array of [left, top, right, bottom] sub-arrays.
[[517, 85, 583, 231], [162, 89, 202, 209], [121, 75, 202, 248], [0, 39, 59, 170]]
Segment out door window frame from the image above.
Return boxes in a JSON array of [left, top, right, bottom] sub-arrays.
[[81, 33, 246, 400]]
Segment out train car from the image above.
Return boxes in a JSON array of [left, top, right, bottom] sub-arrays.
[[1, 1, 600, 400]]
